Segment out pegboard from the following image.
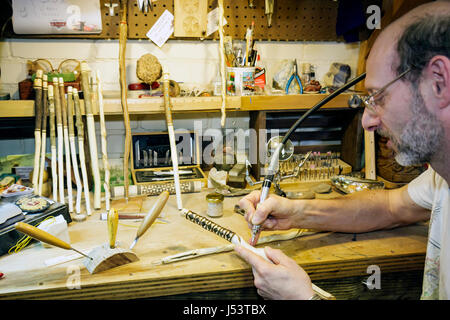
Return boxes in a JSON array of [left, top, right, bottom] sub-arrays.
[[6, 0, 341, 41]]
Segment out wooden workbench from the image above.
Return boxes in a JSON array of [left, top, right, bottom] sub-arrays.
[[0, 189, 427, 300]]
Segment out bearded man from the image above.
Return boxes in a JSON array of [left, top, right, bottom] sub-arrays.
[[235, 1, 450, 300]]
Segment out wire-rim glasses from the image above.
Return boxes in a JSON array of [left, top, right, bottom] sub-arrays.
[[363, 68, 411, 113]]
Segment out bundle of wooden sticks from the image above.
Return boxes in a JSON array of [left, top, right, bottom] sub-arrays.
[[32, 63, 110, 221]]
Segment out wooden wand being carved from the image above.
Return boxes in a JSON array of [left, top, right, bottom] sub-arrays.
[[180, 209, 334, 300]]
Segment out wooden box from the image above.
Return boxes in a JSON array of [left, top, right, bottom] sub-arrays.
[[130, 131, 207, 188]]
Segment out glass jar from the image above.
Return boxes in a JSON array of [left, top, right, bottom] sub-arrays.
[[206, 192, 224, 217]]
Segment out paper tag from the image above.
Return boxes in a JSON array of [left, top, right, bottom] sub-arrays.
[[146, 9, 174, 47], [206, 7, 228, 36]]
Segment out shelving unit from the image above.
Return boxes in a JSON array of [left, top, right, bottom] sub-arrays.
[[0, 93, 356, 117]]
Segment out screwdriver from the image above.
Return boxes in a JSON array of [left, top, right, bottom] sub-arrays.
[[129, 190, 170, 250], [15, 222, 93, 260]]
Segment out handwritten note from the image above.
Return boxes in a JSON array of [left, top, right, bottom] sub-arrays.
[[206, 7, 228, 36], [146, 10, 174, 47]]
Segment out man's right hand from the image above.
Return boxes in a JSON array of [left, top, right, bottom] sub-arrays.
[[238, 190, 301, 231]]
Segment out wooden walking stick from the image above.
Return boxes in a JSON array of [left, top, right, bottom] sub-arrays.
[[48, 84, 58, 202], [162, 73, 183, 210], [81, 62, 101, 210], [59, 78, 73, 213], [119, 0, 132, 201], [95, 70, 111, 212], [67, 86, 84, 219], [73, 88, 92, 216], [218, 0, 227, 128], [53, 78, 65, 204], [38, 74, 48, 196], [32, 69, 43, 194]]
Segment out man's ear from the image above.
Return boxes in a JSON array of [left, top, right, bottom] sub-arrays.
[[427, 55, 450, 109]]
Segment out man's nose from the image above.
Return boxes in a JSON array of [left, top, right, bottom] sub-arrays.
[[361, 108, 381, 132]]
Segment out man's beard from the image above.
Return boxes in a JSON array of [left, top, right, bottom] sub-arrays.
[[377, 90, 443, 166]]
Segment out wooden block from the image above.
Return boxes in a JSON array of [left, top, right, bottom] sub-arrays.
[[174, 0, 207, 37], [227, 173, 246, 189], [84, 243, 139, 274], [229, 163, 246, 177]]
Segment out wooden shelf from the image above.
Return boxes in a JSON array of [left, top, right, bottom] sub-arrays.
[[241, 93, 354, 111], [0, 94, 355, 118]]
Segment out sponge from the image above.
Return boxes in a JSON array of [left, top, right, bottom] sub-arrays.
[[136, 53, 162, 84]]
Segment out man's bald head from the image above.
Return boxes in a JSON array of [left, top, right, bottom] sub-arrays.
[[368, 1, 450, 78]]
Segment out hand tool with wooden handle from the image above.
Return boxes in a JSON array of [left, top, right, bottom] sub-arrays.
[[108, 208, 119, 249], [129, 191, 169, 249], [14, 222, 93, 260]]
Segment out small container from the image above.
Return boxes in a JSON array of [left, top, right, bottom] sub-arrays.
[[226, 67, 255, 96], [206, 192, 224, 217]]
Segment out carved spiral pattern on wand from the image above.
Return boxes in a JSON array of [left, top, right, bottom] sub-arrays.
[[182, 209, 235, 242]]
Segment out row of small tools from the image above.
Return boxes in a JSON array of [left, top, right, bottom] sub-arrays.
[[278, 151, 343, 181]]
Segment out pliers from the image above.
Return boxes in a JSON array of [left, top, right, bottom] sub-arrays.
[[285, 59, 303, 94]]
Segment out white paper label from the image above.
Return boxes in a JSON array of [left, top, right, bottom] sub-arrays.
[[146, 10, 174, 47], [206, 7, 228, 36]]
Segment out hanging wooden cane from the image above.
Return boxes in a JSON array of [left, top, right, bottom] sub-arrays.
[[32, 70, 43, 194], [38, 74, 48, 196], [48, 84, 58, 202], [59, 78, 73, 213], [73, 88, 92, 216], [119, 0, 132, 201], [96, 70, 111, 212], [218, 0, 227, 128], [67, 86, 84, 219], [53, 78, 65, 204], [80, 62, 101, 210]]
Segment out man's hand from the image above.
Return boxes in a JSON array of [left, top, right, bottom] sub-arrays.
[[234, 244, 315, 300], [239, 190, 301, 231]]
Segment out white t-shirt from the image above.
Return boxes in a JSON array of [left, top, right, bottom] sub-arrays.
[[408, 166, 450, 299]]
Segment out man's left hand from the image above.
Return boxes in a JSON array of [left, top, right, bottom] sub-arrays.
[[234, 245, 315, 300]]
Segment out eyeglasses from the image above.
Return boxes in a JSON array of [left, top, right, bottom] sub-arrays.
[[363, 68, 411, 113]]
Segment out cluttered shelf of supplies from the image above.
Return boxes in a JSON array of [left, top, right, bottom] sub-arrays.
[[0, 189, 427, 300]]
